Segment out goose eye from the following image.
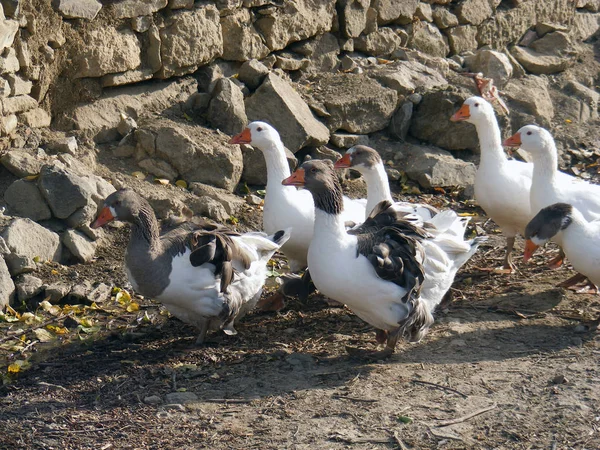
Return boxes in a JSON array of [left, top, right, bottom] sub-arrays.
[[311, 167, 317, 173], [114, 201, 121, 207], [474, 103, 479, 107], [526, 131, 532, 136], [256, 126, 263, 132]]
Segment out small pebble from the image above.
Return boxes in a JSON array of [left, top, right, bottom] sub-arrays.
[[144, 395, 162, 405], [246, 194, 263, 205]]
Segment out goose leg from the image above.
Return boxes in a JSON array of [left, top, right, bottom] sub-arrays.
[[346, 329, 398, 360], [195, 320, 209, 345], [502, 236, 516, 272], [547, 248, 565, 269]]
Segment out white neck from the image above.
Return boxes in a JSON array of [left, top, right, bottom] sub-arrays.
[[313, 208, 348, 240], [261, 138, 294, 196], [361, 163, 393, 217], [530, 140, 559, 188], [567, 208, 589, 234], [472, 113, 507, 170]]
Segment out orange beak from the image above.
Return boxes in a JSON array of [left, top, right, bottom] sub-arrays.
[[334, 153, 352, 169], [282, 168, 305, 187], [503, 132, 521, 148], [523, 239, 539, 263], [91, 206, 115, 229], [450, 104, 470, 122], [228, 128, 252, 145]]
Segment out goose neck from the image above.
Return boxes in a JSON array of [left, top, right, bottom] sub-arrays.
[[530, 144, 558, 186], [129, 205, 161, 252], [262, 140, 292, 188], [473, 114, 507, 169], [362, 163, 393, 216]]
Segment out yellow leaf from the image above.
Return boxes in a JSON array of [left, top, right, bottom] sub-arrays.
[[23, 174, 39, 181], [115, 290, 132, 305], [126, 302, 140, 313], [33, 256, 41, 263], [565, 119, 572, 123], [154, 178, 170, 185], [175, 180, 188, 189], [7, 363, 21, 373], [47, 325, 69, 335], [40, 300, 62, 316], [132, 171, 146, 179], [51, 269, 59, 275], [458, 212, 477, 217], [34, 328, 54, 342], [79, 318, 94, 328]]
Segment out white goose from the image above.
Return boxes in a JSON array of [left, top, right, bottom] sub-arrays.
[[450, 97, 572, 271], [334, 145, 439, 221], [91, 189, 290, 344], [282, 159, 485, 358], [229, 121, 366, 271]]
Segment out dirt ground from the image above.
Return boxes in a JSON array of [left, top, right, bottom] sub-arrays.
[[1, 185, 599, 450]]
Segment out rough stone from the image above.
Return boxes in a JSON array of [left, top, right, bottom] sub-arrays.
[[47, 136, 78, 155], [190, 183, 245, 215], [305, 72, 398, 134], [503, 75, 554, 126], [410, 90, 479, 151], [6, 74, 31, 96], [373, 0, 418, 24], [0, 47, 19, 73], [511, 31, 576, 75], [169, 0, 194, 9], [221, 7, 270, 61], [365, 60, 447, 96], [208, 78, 247, 136], [147, 119, 243, 191], [56, 0, 102, 20], [291, 33, 340, 73], [117, 114, 137, 137], [111, 0, 167, 19], [407, 22, 449, 58], [4, 253, 36, 277], [131, 15, 152, 33], [87, 283, 112, 304], [241, 144, 297, 185], [0, 16, 18, 51], [354, 27, 403, 57], [45, 283, 71, 303], [388, 101, 413, 141], [196, 60, 239, 94], [275, 52, 307, 71], [456, 0, 493, 25], [1, 150, 42, 177], [446, 25, 478, 55], [74, 27, 141, 79], [330, 133, 369, 149], [101, 69, 154, 88], [464, 49, 513, 88], [188, 196, 229, 222], [16, 274, 43, 302], [416, 2, 433, 21], [254, 0, 336, 51], [0, 256, 15, 308], [138, 158, 178, 180], [2, 95, 37, 114], [572, 11, 600, 40], [165, 391, 198, 404], [20, 108, 52, 128], [432, 7, 458, 28], [337, 0, 370, 38], [62, 230, 96, 263], [158, 5, 223, 78], [564, 81, 599, 121], [4, 179, 52, 221], [238, 59, 269, 90], [1, 218, 61, 261], [535, 22, 568, 37], [0, 113, 16, 135], [245, 73, 330, 152], [402, 143, 476, 188]]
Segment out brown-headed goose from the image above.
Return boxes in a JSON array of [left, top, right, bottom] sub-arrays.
[[525, 203, 599, 294], [282, 160, 485, 358], [91, 189, 290, 344], [229, 121, 366, 272], [334, 144, 438, 220], [451, 97, 572, 272]]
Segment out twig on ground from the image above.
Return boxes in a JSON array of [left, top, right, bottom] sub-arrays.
[[435, 403, 497, 427], [332, 394, 378, 403], [38, 381, 69, 392], [0, 312, 75, 344], [393, 431, 409, 450], [411, 380, 468, 399]]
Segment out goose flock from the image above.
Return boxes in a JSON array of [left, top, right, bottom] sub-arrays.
[[91, 95, 599, 359]]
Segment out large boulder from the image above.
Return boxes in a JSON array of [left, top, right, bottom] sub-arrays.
[[254, 0, 336, 51], [455, 0, 493, 26], [245, 73, 330, 152], [207, 78, 247, 136], [366, 60, 447, 95], [446, 25, 478, 55], [337, 0, 371, 38], [304, 72, 398, 134], [74, 27, 141, 78], [354, 28, 404, 57], [0, 150, 43, 177], [510, 31, 576, 75], [1, 218, 62, 262], [503, 76, 554, 126], [140, 119, 243, 191], [464, 49, 513, 88], [221, 8, 270, 61], [407, 22, 449, 58], [157, 5, 222, 78], [373, 0, 418, 24], [410, 90, 480, 152], [4, 180, 52, 222], [291, 33, 340, 73]]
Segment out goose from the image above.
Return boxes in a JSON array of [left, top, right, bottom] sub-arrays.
[[504, 125, 600, 251], [282, 159, 485, 358], [450, 97, 572, 272], [91, 188, 290, 344], [229, 121, 366, 272], [334, 145, 439, 220], [524, 203, 599, 294]]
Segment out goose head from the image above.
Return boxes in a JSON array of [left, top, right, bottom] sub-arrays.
[[334, 145, 382, 174], [91, 189, 148, 228], [524, 203, 573, 262], [229, 121, 282, 152], [503, 125, 553, 157], [450, 96, 494, 124]]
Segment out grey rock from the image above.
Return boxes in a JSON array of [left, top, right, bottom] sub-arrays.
[[20, 109, 52, 129], [138, 158, 178, 180], [446, 25, 478, 55], [37, 166, 90, 219], [190, 183, 245, 216], [4, 179, 52, 221], [354, 27, 403, 57], [535, 22, 568, 37], [144, 395, 163, 405], [238, 59, 269, 90], [62, 230, 96, 263], [241, 144, 297, 185], [188, 196, 229, 222], [1, 150, 41, 177], [0, 237, 9, 255], [0, 15, 18, 52], [169, 0, 194, 9], [47, 136, 78, 155], [456, 0, 493, 25], [373, 0, 418, 24], [330, 133, 369, 149], [117, 114, 137, 137], [69, 281, 92, 302], [158, 5, 222, 78], [306, 146, 342, 162], [246, 194, 263, 205], [0, 47, 19, 74], [45, 282, 71, 303], [402, 143, 476, 188], [245, 73, 330, 152], [131, 15, 153, 33], [4, 253, 35, 277], [221, 8, 269, 61], [408, 93, 423, 104], [572, 11, 600, 41], [511, 31, 576, 75], [388, 101, 413, 141], [208, 78, 247, 136], [196, 61, 240, 94], [339, 55, 357, 72], [134, 129, 157, 157], [0, 114, 17, 136], [165, 391, 198, 404], [464, 49, 513, 88], [410, 90, 479, 151], [6, 74, 32, 96], [15, 274, 43, 301], [337, 0, 370, 38], [1, 218, 61, 261], [275, 52, 307, 71], [56, 0, 102, 20], [432, 7, 459, 28], [87, 282, 112, 304], [407, 22, 449, 58], [365, 60, 447, 96], [285, 352, 315, 368], [110, 0, 167, 19], [291, 33, 340, 73], [0, 257, 15, 308], [503, 75, 554, 126], [564, 81, 599, 121], [416, 2, 433, 22]]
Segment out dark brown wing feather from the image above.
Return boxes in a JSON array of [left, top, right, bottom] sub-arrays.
[[349, 201, 432, 238]]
